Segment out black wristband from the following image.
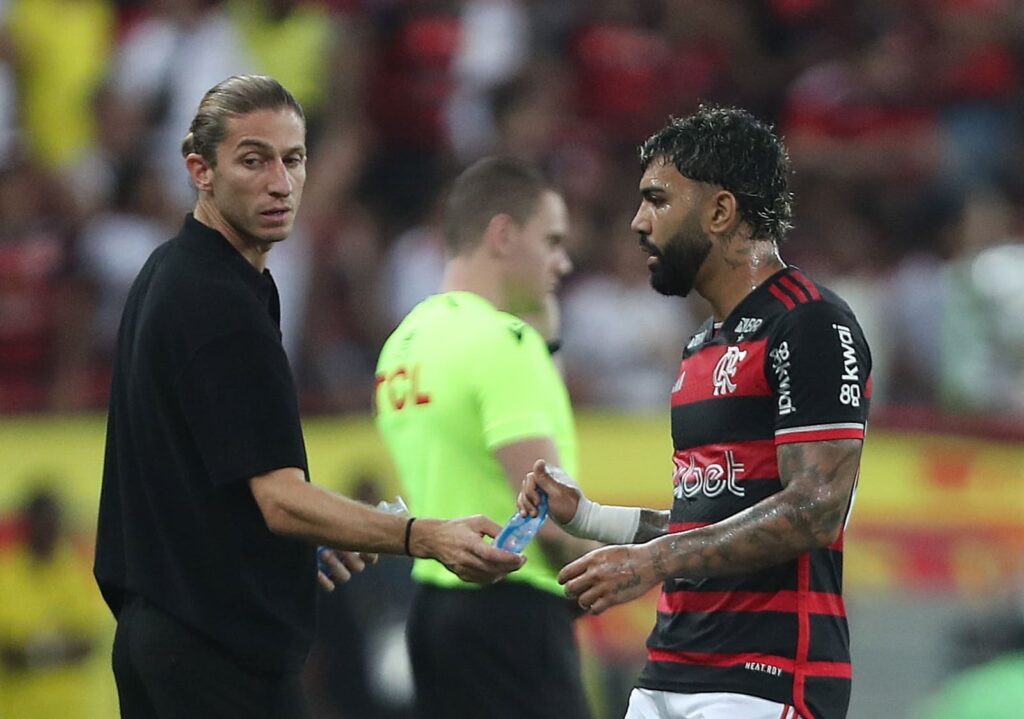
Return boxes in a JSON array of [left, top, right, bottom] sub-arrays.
[[404, 517, 416, 556]]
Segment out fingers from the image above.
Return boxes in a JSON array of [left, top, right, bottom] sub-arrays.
[[338, 551, 366, 574], [575, 591, 609, 616], [319, 548, 377, 586], [465, 514, 503, 539], [472, 541, 527, 570], [322, 550, 353, 583], [530, 461, 560, 494], [557, 555, 589, 586], [317, 570, 336, 592], [360, 552, 379, 565], [453, 547, 526, 584], [453, 529, 527, 584], [562, 572, 593, 602], [519, 473, 541, 517], [558, 557, 609, 614], [560, 565, 602, 613], [433, 517, 527, 584]]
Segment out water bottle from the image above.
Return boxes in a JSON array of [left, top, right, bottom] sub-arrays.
[[494, 489, 548, 554]]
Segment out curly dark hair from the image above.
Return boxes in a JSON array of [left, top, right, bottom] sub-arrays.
[[639, 105, 794, 242]]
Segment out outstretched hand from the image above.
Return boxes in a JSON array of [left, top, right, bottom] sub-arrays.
[[518, 459, 582, 525], [420, 515, 526, 584]]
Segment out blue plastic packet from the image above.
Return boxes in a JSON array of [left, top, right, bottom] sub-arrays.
[[318, 496, 410, 574], [494, 489, 548, 554]]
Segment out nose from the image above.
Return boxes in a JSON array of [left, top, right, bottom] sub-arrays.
[[268, 158, 292, 197], [630, 205, 650, 235], [556, 248, 573, 278]]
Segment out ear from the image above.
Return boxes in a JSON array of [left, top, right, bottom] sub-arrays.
[[186, 153, 215, 193], [482, 213, 516, 257], [706, 189, 742, 238]]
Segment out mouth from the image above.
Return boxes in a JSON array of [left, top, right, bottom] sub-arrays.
[[261, 208, 292, 223], [638, 235, 660, 265]]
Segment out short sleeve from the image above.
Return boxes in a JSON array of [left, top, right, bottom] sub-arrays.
[[473, 319, 557, 450], [176, 329, 307, 484], [766, 302, 872, 445]]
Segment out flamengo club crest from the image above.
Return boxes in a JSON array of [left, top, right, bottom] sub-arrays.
[[712, 346, 747, 396]]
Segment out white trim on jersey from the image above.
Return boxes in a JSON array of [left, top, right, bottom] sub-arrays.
[[775, 422, 865, 437]]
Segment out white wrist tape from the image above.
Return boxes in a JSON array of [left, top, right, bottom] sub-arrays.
[[564, 497, 641, 544]]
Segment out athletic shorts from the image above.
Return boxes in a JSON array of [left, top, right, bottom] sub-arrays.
[[625, 688, 803, 719]]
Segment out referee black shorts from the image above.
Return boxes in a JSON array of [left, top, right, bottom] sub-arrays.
[[407, 581, 592, 719], [112, 595, 309, 719]]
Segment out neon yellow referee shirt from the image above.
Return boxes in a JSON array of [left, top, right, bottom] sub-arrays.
[[374, 291, 578, 595]]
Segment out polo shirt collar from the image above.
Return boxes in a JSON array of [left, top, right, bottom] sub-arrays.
[[178, 213, 276, 300]]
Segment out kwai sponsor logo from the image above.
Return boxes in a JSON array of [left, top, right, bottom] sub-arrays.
[[832, 323, 861, 407], [769, 341, 795, 416]]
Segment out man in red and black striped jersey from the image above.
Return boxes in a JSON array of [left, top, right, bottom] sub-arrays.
[[519, 106, 870, 719]]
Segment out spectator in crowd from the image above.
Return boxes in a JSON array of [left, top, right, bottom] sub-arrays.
[[1, 2, 1024, 417], [109, 0, 250, 209], [0, 486, 108, 719], [4, 0, 114, 168]]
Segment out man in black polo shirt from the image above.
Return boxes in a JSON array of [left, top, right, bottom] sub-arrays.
[[94, 75, 524, 719]]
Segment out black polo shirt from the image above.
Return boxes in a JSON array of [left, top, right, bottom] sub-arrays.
[[94, 214, 315, 674]]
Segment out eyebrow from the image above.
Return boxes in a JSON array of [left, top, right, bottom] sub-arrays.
[[234, 139, 306, 155]]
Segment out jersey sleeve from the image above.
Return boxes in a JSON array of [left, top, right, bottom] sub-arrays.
[[472, 319, 558, 451], [175, 329, 308, 485], [766, 301, 872, 445]]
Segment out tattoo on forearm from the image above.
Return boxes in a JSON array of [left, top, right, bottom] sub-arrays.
[[658, 440, 861, 581], [650, 543, 669, 579], [634, 509, 670, 542]]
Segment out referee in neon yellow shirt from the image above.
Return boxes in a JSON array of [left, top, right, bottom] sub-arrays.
[[375, 157, 597, 719]]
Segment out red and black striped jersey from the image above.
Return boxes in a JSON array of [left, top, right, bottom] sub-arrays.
[[636, 267, 871, 719]]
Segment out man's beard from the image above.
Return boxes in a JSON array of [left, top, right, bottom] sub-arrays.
[[643, 215, 712, 297]]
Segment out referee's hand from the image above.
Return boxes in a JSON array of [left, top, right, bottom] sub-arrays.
[[412, 516, 526, 584]]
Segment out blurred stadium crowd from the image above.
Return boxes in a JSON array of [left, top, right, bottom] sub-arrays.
[[5, 3, 1024, 718], [2, 0, 1024, 419]]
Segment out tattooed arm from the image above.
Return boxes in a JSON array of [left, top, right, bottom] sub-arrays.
[[634, 509, 670, 542], [558, 439, 862, 614]]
